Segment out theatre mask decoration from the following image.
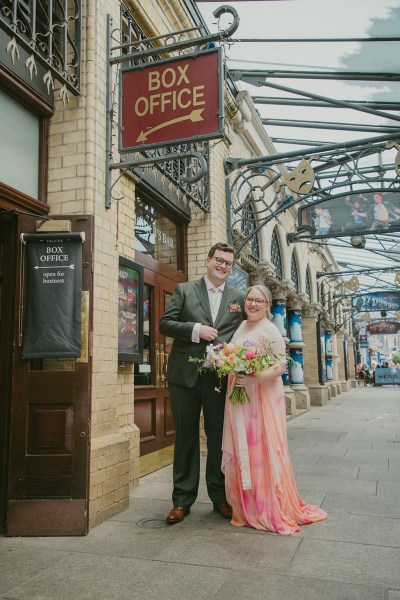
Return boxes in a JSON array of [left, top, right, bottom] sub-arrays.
[[283, 159, 315, 195], [343, 276, 359, 292]]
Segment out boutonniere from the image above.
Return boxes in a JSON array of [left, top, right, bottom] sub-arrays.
[[229, 303, 242, 313]]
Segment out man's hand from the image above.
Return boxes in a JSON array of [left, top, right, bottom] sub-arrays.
[[199, 325, 219, 342]]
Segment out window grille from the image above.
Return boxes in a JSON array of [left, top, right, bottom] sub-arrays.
[[240, 201, 260, 260], [305, 268, 311, 299], [291, 253, 299, 291], [270, 229, 283, 278]]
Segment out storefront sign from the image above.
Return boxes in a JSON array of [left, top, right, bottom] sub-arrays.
[[22, 233, 83, 358], [367, 321, 400, 335], [120, 49, 223, 151], [374, 367, 400, 385]]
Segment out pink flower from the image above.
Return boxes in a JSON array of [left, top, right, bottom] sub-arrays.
[[229, 303, 242, 313], [245, 351, 256, 360]]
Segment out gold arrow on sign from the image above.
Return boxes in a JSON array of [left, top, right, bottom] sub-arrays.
[[136, 108, 205, 142]]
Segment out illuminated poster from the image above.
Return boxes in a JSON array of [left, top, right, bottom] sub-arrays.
[[317, 321, 327, 383], [299, 191, 400, 239], [366, 321, 400, 335], [118, 257, 144, 362], [352, 291, 400, 312]]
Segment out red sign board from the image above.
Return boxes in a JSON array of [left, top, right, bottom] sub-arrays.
[[367, 321, 400, 335], [120, 49, 224, 152]]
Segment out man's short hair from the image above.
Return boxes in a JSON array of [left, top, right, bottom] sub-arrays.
[[208, 242, 234, 258]]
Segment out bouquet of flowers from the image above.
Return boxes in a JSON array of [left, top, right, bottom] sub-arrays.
[[189, 340, 286, 404]]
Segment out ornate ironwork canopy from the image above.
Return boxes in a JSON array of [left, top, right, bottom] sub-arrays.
[[195, 0, 400, 327]]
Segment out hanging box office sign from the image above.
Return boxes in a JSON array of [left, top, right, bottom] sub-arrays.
[[120, 48, 224, 152], [21, 232, 84, 359]]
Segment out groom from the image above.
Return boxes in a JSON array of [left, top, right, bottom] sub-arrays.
[[160, 242, 244, 523]]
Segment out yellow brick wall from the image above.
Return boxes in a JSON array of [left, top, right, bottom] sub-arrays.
[[47, 0, 141, 528]]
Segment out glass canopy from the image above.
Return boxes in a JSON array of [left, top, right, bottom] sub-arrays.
[[195, 0, 400, 328]]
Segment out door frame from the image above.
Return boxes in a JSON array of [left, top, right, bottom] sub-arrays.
[[134, 252, 186, 463], [0, 215, 17, 532], [5, 214, 93, 536]]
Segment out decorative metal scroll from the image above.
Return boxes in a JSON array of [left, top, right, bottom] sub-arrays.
[[0, 0, 81, 101], [226, 133, 400, 257]]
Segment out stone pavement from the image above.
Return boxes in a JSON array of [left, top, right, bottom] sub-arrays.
[[1, 385, 400, 600]]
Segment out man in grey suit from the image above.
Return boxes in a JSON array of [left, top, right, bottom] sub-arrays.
[[160, 242, 244, 524]]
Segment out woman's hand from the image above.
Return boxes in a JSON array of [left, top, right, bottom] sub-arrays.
[[235, 374, 256, 387], [235, 362, 286, 386]]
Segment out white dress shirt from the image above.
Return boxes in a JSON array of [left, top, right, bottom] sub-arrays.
[[192, 277, 225, 342]]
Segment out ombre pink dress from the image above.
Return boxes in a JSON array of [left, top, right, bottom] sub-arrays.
[[222, 319, 327, 535]]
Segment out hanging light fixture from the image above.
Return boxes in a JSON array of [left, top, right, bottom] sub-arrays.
[[350, 235, 366, 249]]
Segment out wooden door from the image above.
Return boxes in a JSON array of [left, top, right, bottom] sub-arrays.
[[5, 214, 93, 536], [134, 252, 186, 462]]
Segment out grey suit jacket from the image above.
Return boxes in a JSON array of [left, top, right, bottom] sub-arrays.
[[159, 278, 244, 388]]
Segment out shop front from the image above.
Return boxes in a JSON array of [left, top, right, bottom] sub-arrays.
[[132, 189, 188, 475]]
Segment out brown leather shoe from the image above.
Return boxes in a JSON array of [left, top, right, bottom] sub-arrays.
[[213, 502, 232, 519], [166, 506, 190, 524]]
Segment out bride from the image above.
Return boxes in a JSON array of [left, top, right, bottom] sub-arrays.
[[222, 284, 327, 534]]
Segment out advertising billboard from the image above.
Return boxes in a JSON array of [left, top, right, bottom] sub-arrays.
[[299, 190, 400, 239], [352, 291, 400, 312], [366, 321, 400, 335]]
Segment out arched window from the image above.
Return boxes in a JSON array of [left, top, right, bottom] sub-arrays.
[[241, 201, 260, 260], [270, 229, 283, 278], [319, 280, 327, 308], [291, 253, 299, 291], [305, 268, 311, 299]]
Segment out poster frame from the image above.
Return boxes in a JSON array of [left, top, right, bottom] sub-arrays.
[[118, 256, 144, 363]]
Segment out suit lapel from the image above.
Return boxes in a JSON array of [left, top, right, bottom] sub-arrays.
[[194, 278, 213, 323]]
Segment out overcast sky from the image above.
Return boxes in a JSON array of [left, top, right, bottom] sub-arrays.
[[197, 0, 400, 148]]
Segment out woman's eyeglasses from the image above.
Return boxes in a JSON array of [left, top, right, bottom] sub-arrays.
[[246, 297, 266, 305], [212, 256, 233, 268]]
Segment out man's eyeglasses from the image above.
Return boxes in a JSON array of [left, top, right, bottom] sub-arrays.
[[246, 297, 266, 305], [212, 256, 233, 268]]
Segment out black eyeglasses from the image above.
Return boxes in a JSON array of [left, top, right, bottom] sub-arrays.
[[212, 256, 233, 268], [246, 297, 266, 305]]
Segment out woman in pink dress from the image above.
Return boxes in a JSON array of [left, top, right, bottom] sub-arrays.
[[222, 284, 327, 535]]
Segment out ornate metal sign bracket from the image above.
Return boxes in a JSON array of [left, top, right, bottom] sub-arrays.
[[105, 5, 239, 208]]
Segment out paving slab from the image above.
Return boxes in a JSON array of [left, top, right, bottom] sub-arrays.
[[321, 491, 400, 519], [3, 553, 230, 600], [154, 528, 301, 573], [297, 510, 400, 547], [0, 543, 73, 595], [213, 570, 385, 600], [288, 538, 400, 589], [294, 474, 377, 495], [1, 385, 400, 600]]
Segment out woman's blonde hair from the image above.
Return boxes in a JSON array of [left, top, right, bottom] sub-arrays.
[[245, 284, 273, 320]]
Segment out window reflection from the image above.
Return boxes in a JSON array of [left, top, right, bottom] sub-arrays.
[[134, 195, 178, 268]]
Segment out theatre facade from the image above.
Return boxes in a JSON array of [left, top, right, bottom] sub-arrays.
[[0, 0, 355, 536]]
